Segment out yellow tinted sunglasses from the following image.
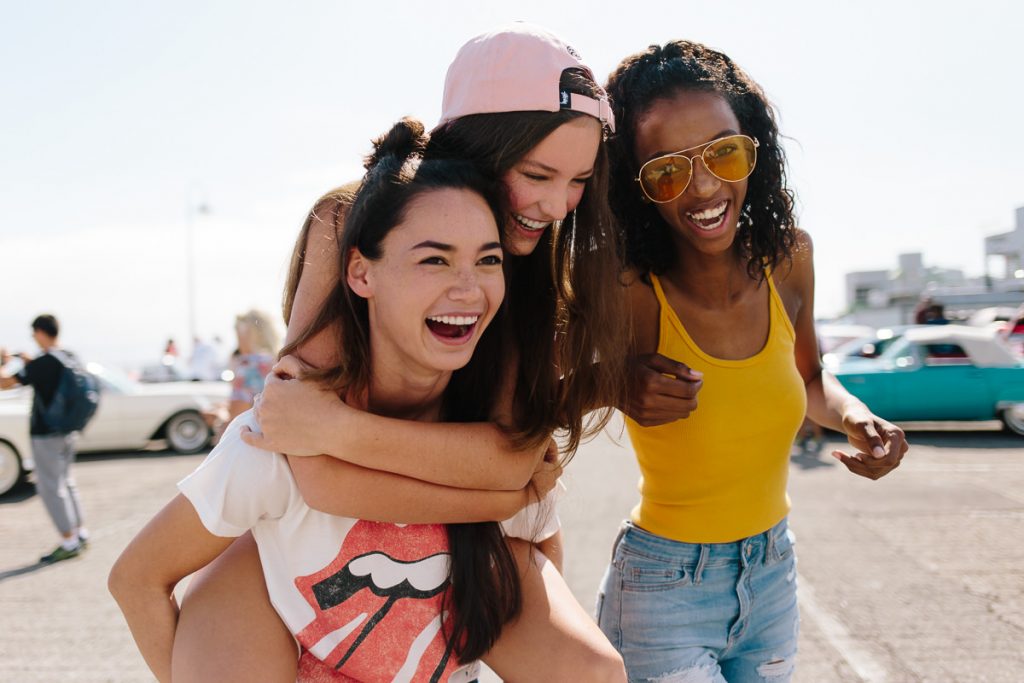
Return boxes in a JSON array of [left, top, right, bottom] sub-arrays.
[[637, 134, 759, 204]]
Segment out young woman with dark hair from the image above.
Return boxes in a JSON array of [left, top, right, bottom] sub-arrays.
[[110, 119, 538, 681], [165, 24, 628, 683], [595, 41, 909, 682]]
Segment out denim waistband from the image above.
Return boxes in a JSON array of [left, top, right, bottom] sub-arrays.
[[614, 517, 789, 565]]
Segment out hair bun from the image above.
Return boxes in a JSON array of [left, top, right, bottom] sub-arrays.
[[364, 117, 428, 171]]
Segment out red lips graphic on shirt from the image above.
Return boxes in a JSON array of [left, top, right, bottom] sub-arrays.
[[293, 520, 470, 682]]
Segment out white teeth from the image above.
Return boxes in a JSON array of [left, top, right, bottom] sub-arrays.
[[427, 315, 479, 326], [513, 214, 549, 231], [686, 201, 728, 222]]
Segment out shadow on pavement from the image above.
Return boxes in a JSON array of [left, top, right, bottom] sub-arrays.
[[0, 560, 54, 584], [75, 447, 210, 464], [790, 441, 835, 471], [0, 480, 36, 505], [901, 431, 1024, 449]]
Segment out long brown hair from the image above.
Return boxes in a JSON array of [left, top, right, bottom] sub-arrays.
[[428, 67, 629, 458], [282, 118, 521, 663]]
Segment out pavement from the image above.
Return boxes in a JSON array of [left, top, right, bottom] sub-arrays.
[[1, 418, 1022, 682]]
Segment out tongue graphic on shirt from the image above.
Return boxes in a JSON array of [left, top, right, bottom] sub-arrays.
[[294, 520, 465, 682]]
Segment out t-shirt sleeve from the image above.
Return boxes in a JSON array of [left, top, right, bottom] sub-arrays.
[[500, 480, 565, 543], [18, 355, 61, 391], [178, 410, 294, 537]]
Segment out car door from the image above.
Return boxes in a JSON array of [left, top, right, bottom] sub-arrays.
[[77, 376, 150, 452], [893, 342, 991, 420]]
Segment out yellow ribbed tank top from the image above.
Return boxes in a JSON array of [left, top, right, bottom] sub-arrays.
[[625, 272, 807, 543]]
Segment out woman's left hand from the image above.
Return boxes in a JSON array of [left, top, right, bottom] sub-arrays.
[[832, 404, 908, 480]]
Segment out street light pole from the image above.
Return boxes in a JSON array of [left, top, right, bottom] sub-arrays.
[[185, 189, 209, 349]]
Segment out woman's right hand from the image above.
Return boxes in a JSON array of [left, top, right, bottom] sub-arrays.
[[622, 353, 703, 427], [528, 440, 563, 499], [240, 355, 347, 456]]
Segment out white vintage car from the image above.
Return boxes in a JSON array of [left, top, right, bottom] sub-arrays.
[[0, 363, 229, 496]]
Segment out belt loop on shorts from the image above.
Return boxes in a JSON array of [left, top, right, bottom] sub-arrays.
[[765, 526, 777, 563], [694, 543, 709, 585], [610, 521, 629, 560]]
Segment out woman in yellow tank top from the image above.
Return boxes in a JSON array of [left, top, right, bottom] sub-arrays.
[[598, 42, 910, 682]]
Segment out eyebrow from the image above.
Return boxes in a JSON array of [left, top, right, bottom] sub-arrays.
[[643, 129, 740, 163], [411, 240, 503, 252], [520, 159, 595, 178]]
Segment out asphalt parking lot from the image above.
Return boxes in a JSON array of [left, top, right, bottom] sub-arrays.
[[1, 419, 1022, 682]]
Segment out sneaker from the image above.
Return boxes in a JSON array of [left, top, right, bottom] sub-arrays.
[[40, 544, 81, 564], [77, 534, 89, 549]]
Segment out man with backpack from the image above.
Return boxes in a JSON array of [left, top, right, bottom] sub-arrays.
[[1, 314, 98, 563]]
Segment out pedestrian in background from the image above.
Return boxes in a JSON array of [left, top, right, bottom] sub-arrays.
[[227, 309, 279, 421], [0, 314, 91, 563]]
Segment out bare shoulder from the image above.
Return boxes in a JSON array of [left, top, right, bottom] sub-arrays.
[[774, 229, 814, 292], [623, 268, 660, 354], [305, 180, 361, 255], [767, 229, 813, 325]]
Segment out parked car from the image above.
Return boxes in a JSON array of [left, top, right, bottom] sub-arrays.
[[832, 325, 1024, 435], [0, 363, 229, 495], [816, 322, 876, 354], [822, 325, 919, 369]]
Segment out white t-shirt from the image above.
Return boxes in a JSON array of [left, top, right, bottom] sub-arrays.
[[179, 411, 558, 682]]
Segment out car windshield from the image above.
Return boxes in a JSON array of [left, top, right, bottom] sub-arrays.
[[87, 363, 136, 394]]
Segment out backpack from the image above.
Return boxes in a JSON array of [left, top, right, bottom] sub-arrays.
[[36, 350, 101, 434]]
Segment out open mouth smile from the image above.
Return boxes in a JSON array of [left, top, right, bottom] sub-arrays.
[[511, 214, 550, 233], [425, 314, 480, 344], [685, 200, 729, 232]]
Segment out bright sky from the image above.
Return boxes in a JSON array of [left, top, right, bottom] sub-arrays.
[[2, 1, 1022, 369]]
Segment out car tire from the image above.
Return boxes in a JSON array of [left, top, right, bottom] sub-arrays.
[[0, 441, 25, 496], [1001, 404, 1024, 436], [165, 411, 212, 454]]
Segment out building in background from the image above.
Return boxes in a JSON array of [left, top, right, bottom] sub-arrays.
[[843, 206, 1024, 327]]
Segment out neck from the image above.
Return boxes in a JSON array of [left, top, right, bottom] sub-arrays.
[[665, 242, 752, 309], [366, 369, 448, 421]]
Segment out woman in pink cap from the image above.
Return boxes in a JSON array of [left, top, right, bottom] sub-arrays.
[[166, 23, 629, 682]]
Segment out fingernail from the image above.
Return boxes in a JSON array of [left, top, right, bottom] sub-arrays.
[[689, 370, 703, 378], [872, 446, 885, 458]]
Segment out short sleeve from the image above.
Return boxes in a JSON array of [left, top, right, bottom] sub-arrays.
[[500, 480, 565, 543], [178, 410, 294, 537]]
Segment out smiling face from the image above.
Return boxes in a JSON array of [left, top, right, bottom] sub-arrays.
[[633, 90, 748, 258], [501, 116, 601, 256], [348, 188, 505, 387]]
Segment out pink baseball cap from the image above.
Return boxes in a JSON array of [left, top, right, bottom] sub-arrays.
[[439, 22, 615, 134]]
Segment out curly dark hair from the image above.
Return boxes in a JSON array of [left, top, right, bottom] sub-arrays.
[[605, 40, 797, 280]]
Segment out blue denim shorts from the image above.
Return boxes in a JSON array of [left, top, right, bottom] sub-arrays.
[[596, 518, 799, 683]]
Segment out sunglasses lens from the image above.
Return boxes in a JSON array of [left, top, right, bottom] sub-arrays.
[[639, 156, 691, 202], [704, 135, 757, 182]]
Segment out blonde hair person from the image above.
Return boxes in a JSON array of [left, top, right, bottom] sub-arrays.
[[228, 310, 280, 422]]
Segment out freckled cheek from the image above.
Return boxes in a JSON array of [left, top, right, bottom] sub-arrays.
[[506, 186, 532, 215], [566, 185, 586, 213]]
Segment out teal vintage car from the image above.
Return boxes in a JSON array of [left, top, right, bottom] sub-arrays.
[[832, 325, 1024, 435]]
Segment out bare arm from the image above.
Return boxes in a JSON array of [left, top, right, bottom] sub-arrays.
[[787, 231, 908, 479], [108, 495, 234, 682], [286, 454, 559, 523], [618, 272, 704, 427]]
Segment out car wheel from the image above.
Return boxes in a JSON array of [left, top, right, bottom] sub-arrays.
[[0, 441, 24, 496], [1002, 404, 1024, 436], [165, 411, 212, 454]]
